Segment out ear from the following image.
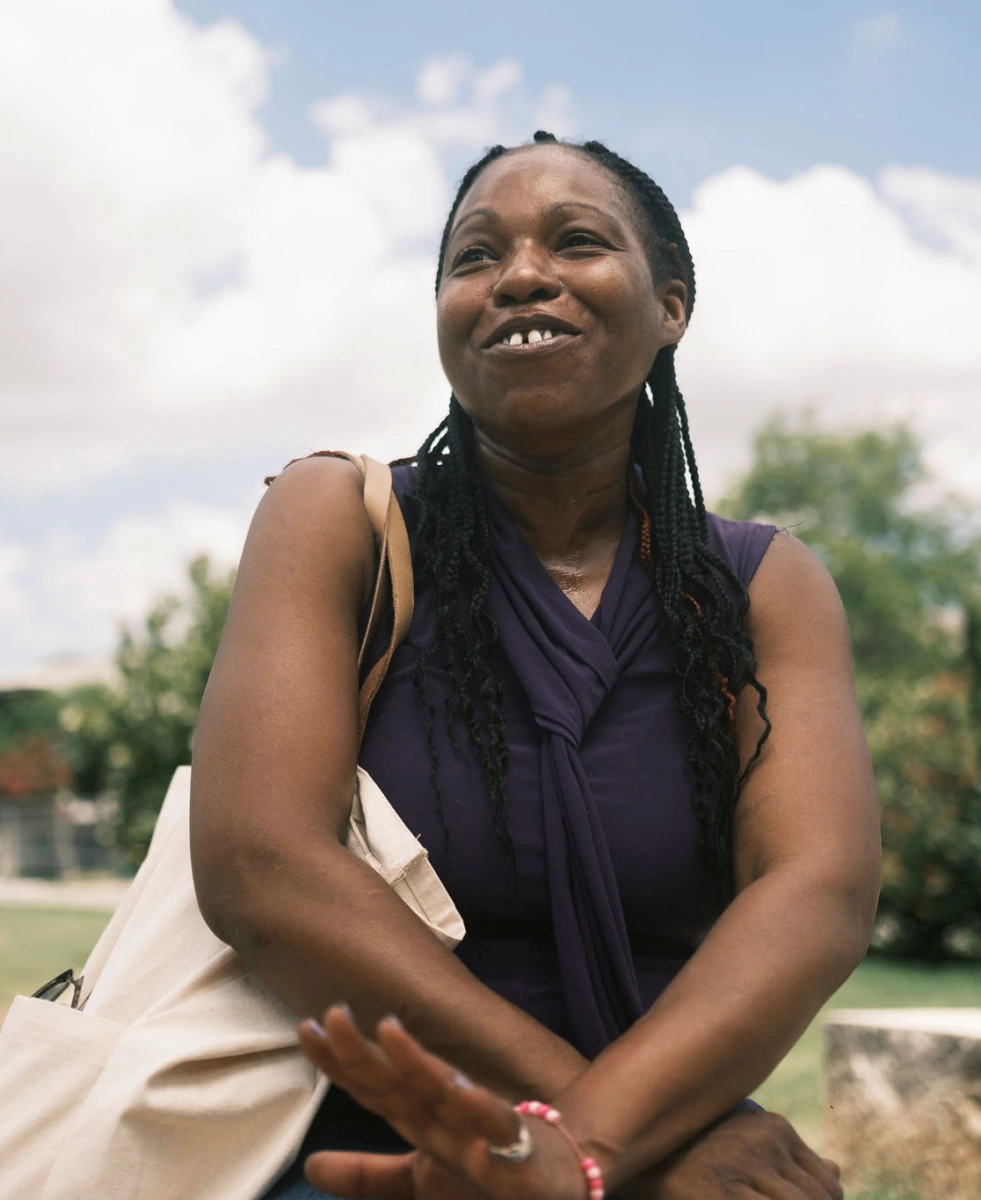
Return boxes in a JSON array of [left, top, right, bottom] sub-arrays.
[[657, 277, 688, 347]]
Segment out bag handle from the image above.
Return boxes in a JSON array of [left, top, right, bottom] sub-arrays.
[[353, 454, 414, 744], [267, 451, 414, 746]]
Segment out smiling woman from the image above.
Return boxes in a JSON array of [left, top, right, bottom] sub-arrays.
[[188, 131, 878, 1200], [405, 135, 768, 900]]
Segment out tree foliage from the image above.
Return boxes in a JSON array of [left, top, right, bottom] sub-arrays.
[[0, 689, 70, 796], [722, 415, 981, 959], [58, 554, 235, 864]]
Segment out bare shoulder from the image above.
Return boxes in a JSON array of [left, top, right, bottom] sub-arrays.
[[242, 454, 376, 611], [731, 529, 877, 892], [743, 530, 850, 665]]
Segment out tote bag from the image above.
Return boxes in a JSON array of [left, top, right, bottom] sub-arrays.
[[0, 454, 465, 1200]]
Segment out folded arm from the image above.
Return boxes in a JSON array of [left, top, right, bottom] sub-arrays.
[[556, 532, 881, 1192], [189, 456, 587, 1101]]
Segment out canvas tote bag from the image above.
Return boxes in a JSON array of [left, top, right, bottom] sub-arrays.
[[0, 454, 465, 1200]]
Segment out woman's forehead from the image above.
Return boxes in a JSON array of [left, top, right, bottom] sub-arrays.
[[454, 144, 635, 229]]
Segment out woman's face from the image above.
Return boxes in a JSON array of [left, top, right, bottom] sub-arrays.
[[436, 144, 687, 454]]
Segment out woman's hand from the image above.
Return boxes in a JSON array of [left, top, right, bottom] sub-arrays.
[[299, 1007, 843, 1200], [623, 1110, 844, 1200], [299, 1004, 588, 1200]]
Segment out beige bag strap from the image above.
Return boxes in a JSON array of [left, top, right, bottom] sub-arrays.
[[354, 454, 414, 744], [268, 450, 414, 746]]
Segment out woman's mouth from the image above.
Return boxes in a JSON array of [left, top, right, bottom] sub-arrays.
[[486, 327, 579, 353]]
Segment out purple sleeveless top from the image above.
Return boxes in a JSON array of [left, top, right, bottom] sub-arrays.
[[358, 464, 776, 1059]]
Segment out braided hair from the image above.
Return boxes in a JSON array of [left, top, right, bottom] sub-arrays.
[[401, 132, 770, 897]]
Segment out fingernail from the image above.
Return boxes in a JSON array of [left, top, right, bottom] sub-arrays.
[[333, 1002, 353, 1022], [304, 1019, 326, 1038], [382, 1013, 403, 1030], [452, 1072, 475, 1090]]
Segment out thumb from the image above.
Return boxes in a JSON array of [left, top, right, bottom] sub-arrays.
[[304, 1150, 416, 1199]]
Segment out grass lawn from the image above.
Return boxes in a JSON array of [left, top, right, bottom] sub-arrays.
[[2, 906, 979, 1199], [0, 905, 112, 1019]]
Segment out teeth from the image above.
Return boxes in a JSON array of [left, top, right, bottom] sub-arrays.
[[500, 327, 561, 346]]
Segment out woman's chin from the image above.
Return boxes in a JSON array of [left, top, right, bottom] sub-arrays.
[[474, 396, 595, 441], [468, 391, 629, 452]]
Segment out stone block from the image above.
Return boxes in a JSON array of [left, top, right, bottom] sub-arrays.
[[824, 1008, 981, 1200]]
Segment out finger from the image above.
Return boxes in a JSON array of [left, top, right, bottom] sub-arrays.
[[299, 1021, 348, 1079], [748, 1174, 811, 1200], [376, 1018, 519, 1146], [304, 1150, 415, 1200], [440, 1079, 523, 1147], [322, 1006, 406, 1093], [300, 1025, 425, 1139], [303, 1016, 514, 1159], [779, 1159, 842, 1200], [374, 1018, 476, 1105], [790, 1144, 844, 1198], [303, 1011, 429, 1126], [299, 1020, 395, 1113]]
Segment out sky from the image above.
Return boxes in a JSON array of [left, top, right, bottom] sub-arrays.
[[1, 0, 980, 673]]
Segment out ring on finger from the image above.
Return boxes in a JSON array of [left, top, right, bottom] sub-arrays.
[[487, 1119, 534, 1164]]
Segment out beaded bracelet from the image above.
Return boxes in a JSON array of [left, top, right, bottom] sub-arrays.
[[516, 1101, 605, 1200]]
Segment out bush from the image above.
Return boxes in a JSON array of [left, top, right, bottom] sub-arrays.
[[58, 554, 235, 864], [722, 415, 981, 959]]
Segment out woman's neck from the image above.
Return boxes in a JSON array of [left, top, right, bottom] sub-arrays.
[[473, 416, 633, 567]]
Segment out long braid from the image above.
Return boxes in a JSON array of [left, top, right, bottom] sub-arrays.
[[402, 389, 513, 869], [402, 133, 770, 897]]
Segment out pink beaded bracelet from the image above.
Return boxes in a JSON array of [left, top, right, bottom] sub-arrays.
[[516, 1101, 605, 1200]]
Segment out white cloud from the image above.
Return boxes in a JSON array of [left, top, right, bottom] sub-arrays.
[[0, 2, 564, 493], [5, 497, 257, 668], [3, 0, 980, 670], [679, 163, 981, 500], [38, 501, 251, 626], [0, 541, 29, 622], [473, 59, 523, 108], [416, 53, 471, 107], [880, 167, 981, 265], [533, 84, 578, 141], [847, 11, 908, 62]]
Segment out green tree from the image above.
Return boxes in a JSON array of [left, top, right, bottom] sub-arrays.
[[0, 689, 71, 798], [721, 415, 981, 959], [59, 554, 235, 864]]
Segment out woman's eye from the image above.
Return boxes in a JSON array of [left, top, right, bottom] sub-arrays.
[[452, 246, 493, 268], [561, 231, 603, 249]]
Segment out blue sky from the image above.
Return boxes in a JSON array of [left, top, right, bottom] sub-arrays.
[[178, 0, 981, 202], [1, 1, 980, 675]]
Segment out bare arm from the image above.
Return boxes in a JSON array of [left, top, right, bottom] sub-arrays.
[[189, 456, 587, 1100], [557, 532, 881, 1191]]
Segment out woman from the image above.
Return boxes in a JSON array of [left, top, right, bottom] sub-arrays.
[[190, 132, 879, 1199]]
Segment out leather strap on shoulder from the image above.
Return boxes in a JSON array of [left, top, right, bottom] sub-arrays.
[[356, 456, 413, 745], [266, 450, 414, 747]]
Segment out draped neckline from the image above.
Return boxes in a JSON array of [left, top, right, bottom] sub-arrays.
[[478, 476, 642, 641], [476, 468, 663, 1054]]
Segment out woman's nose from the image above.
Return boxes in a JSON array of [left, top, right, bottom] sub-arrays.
[[492, 242, 561, 306]]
